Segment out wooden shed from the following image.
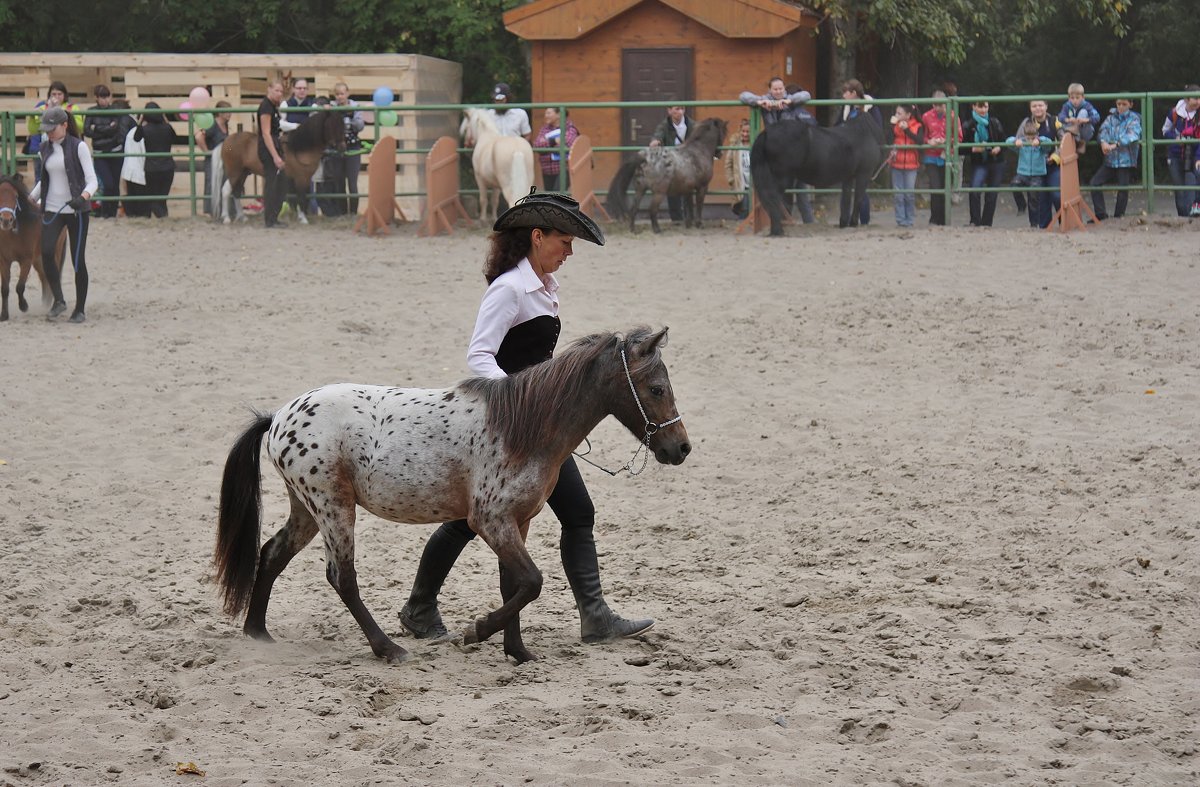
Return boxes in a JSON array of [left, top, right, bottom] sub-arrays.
[[504, 0, 820, 200], [0, 53, 461, 217]]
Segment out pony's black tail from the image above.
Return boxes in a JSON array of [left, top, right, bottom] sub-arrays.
[[605, 159, 641, 220], [750, 131, 785, 234], [215, 412, 273, 618]]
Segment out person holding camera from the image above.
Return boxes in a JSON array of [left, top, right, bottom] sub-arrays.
[[28, 106, 98, 323]]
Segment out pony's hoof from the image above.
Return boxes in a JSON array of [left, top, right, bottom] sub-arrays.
[[378, 642, 410, 664], [222, 217, 231, 225], [18, 297, 28, 313], [243, 625, 275, 643], [462, 616, 488, 645], [505, 645, 539, 664], [0, 312, 8, 322], [297, 213, 309, 226]]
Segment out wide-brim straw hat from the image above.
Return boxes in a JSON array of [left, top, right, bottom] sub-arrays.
[[493, 189, 605, 246]]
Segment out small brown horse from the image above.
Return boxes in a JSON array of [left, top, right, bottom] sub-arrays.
[[216, 109, 345, 224], [606, 117, 727, 233], [0, 174, 66, 322]]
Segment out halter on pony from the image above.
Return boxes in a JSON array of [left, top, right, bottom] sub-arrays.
[[573, 337, 683, 477]]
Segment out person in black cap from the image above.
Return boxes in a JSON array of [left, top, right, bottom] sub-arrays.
[[485, 81, 531, 140], [28, 105, 98, 323], [401, 190, 655, 646]]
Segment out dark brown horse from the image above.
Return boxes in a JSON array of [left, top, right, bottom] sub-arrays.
[[0, 174, 65, 321], [606, 117, 727, 233], [216, 109, 345, 224]]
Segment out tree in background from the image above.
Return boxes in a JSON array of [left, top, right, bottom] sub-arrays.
[[0, 0, 528, 104], [808, 0, 1131, 100]]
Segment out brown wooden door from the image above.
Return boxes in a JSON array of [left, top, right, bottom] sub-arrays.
[[621, 48, 693, 159]]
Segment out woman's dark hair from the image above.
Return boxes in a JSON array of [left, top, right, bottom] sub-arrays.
[[143, 101, 166, 124], [47, 80, 69, 101], [483, 228, 544, 283], [94, 84, 111, 99]]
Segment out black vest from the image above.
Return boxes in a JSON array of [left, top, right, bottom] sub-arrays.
[[496, 315, 560, 374], [38, 137, 87, 213]]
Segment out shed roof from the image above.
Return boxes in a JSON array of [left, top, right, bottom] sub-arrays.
[[504, 0, 819, 41]]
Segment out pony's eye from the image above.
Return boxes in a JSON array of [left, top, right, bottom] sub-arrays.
[[650, 386, 664, 397]]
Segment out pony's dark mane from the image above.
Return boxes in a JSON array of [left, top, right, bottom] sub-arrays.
[[286, 110, 341, 153], [0, 174, 38, 227], [459, 327, 662, 464]]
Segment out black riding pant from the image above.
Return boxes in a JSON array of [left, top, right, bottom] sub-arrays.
[[259, 145, 287, 226], [41, 210, 89, 316]]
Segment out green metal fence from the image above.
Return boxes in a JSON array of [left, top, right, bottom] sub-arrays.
[[2, 93, 1196, 225]]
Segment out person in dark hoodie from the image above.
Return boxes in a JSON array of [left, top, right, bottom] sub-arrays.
[[134, 101, 177, 218]]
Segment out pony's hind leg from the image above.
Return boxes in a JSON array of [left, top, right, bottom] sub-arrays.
[[243, 488, 320, 641], [319, 502, 409, 664]]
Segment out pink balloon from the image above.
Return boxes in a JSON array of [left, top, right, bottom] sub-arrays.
[[188, 86, 211, 107], [178, 100, 192, 120]]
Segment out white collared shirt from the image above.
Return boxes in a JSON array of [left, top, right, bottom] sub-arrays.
[[466, 257, 559, 378], [671, 119, 688, 144]]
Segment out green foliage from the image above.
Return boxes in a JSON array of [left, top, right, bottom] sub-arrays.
[[0, 0, 527, 103], [811, 0, 1128, 66], [944, 0, 1197, 96]]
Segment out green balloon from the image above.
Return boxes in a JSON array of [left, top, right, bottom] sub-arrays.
[[379, 109, 398, 127], [193, 111, 214, 130]]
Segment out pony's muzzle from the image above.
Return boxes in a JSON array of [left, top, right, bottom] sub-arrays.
[[653, 432, 691, 465]]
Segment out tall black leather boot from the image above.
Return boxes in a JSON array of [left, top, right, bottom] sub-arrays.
[[399, 520, 474, 639], [560, 527, 654, 643]]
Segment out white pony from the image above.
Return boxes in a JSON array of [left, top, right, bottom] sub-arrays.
[[460, 107, 535, 225]]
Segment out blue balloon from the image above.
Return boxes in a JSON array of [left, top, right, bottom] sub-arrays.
[[372, 86, 394, 107]]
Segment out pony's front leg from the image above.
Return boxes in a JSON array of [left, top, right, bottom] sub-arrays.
[[647, 192, 665, 234], [691, 187, 708, 228], [0, 266, 9, 322], [15, 260, 30, 313], [465, 519, 542, 663]]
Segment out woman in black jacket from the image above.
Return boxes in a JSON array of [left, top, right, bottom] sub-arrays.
[[133, 102, 177, 218], [961, 100, 1006, 226]]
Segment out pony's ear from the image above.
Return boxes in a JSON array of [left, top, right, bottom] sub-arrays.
[[639, 327, 669, 356]]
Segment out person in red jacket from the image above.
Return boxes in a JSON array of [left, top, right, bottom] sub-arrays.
[[921, 89, 961, 225], [888, 104, 924, 227]]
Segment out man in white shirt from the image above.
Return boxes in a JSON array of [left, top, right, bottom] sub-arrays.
[[485, 82, 531, 140]]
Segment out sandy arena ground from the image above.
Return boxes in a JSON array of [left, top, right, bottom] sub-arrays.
[[1, 208, 1198, 786]]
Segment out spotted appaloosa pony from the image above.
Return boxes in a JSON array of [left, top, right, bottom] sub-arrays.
[[0, 174, 63, 322], [605, 117, 727, 233], [215, 327, 691, 665]]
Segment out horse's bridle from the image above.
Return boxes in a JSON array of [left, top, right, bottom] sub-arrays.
[[0, 200, 18, 231], [573, 343, 683, 477]]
